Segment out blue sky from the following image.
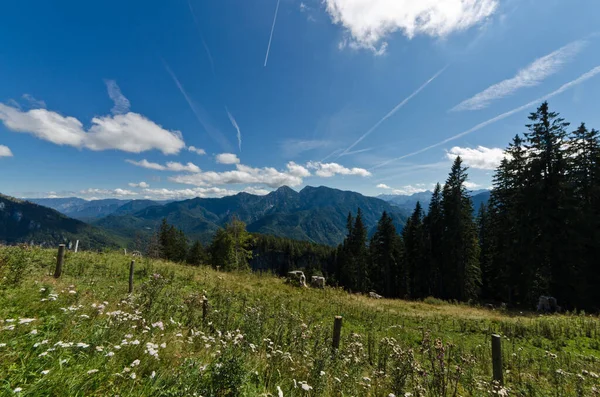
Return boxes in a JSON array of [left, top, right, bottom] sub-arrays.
[[1, 0, 600, 200]]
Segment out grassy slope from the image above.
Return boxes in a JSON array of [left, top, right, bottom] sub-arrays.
[[1, 246, 599, 396]]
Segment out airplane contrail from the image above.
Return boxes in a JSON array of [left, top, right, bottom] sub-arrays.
[[264, 0, 281, 67], [188, 0, 216, 77], [162, 59, 232, 152], [338, 65, 448, 157], [371, 65, 600, 170]]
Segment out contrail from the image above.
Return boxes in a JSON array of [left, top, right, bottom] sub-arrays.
[[320, 148, 343, 162], [371, 65, 600, 170], [162, 59, 232, 151], [226, 107, 242, 152], [339, 147, 373, 157], [188, 0, 216, 77], [264, 0, 281, 67], [338, 65, 448, 157]]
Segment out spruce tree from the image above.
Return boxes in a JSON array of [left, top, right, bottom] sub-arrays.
[[369, 211, 402, 297], [441, 157, 481, 301], [403, 202, 427, 299], [423, 183, 443, 297]]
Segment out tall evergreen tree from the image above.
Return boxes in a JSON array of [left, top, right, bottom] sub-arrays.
[[403, 202, 427, 299], [423, 183, 443, 297], [441, 157, 481, 301], [369, 211, 403, 297]]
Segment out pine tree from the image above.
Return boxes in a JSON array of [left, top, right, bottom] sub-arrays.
[[524, 102, 572, 306], [209, 218, 253, 271], [187, 240, 207, 266], [369, 211, 403, 297], [352, 208, 369, 292], [403, 202, 427, 299], [441, 157, 481, 301], [423, 183, 443, 297]]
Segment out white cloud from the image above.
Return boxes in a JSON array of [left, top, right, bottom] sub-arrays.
[[286, 161, 311, 178], [325, 0, 497, 53], [377, 183, 391, 189], [128, 181, 150, 188], [446, 146, 504, 170], [104, 80, 131, 115], [188, 146, 206, 155], [79, 188, 138, 197], [463, 181, 480, 189], [22, 94, 46, 109], [0, 104, 185, 155], [452, 40, 586, 111], [126, 159, 201, 173], [216, 153, 240, 165], [306, 161, 371, 177], [391, 185, 429, 195], [226, 108, 242, 152], [170, 163, 305, 188], [0, 145, 13, 158]]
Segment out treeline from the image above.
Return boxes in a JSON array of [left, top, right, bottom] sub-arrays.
[[146, 218, 335, 276], [330, 102, 600, 311], [146, 102, 600, 311]]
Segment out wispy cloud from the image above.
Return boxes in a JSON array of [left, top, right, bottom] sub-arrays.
[[376, 183, 391, 189], [187, 0, 216, 76], [339, 66, 447, 157], [264, 0, 281, 67], [126, 159, 201, 173], [104, 80, 131, 115], [162, 60, 232, 151], [373, 65, 600, 169], [226, 108, 242, 152], [281, 139, 331, 158], [188, 146, 206, 155], [21, 94, 46, 109], [452, 40, 587, 111], [0, 145, 13, 158]]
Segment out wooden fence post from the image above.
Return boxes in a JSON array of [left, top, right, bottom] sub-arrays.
[[492, 334, 503, 384], [74, 240, 79, 253], [332, 316, 343, 350], [128, 260, 135, 294], [54, 244, 65, 278], [202, 297, 209, 322]]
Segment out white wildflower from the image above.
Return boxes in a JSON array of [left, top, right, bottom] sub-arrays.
[[131, 359, 140, 367], [39, 288, 46, 292], [301, 382, 312, 391], [13, 387, 22, 393], [106, 351, 115, 357], [68, 290, 76, 294], [152, 321, 164, 330], [76, 343, 89, 348], [130, 372, 136, 379], [125, 334, 133, 339], [150, 371, 156, 379], [95, 346, 104, 352], [131, 340, 140, 345], [87, 369, 99, 375], [160, 342, 166, 349], [30, 329, 38, 335], [277, 385, 283, 397], [41, 370, 50, 375], [19, 318, 35, 324], [0, 343, 6, 348], [320, 371, 326, 376]]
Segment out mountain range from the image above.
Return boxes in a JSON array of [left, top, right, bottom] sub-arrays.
[[95, 186, 408, 246], [4, 186, 492, 249]]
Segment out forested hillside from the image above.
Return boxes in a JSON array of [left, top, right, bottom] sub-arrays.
[[0, 194, 121, 249], [95, 186, 407, 246]]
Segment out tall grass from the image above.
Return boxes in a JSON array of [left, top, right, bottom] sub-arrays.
[[1, 245, 599, 396]]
